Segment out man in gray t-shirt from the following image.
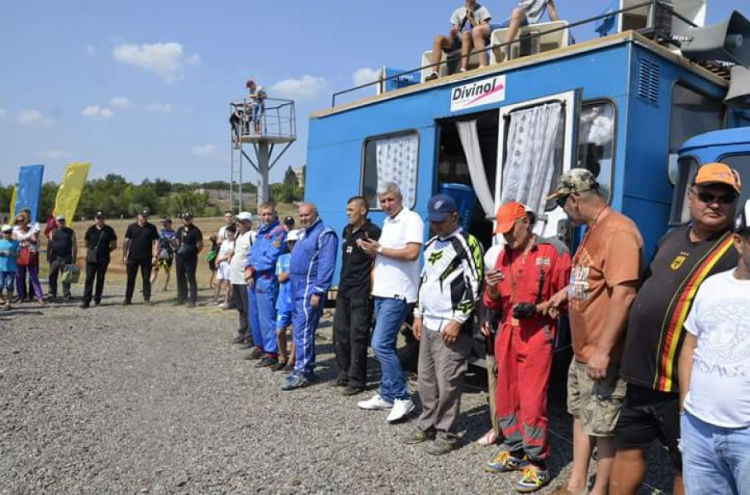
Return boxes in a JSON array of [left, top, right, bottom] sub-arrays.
[[426, 0, 496, 80]]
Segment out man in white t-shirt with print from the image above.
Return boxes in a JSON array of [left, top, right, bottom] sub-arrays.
[[230, 212, 254, 346], [678, 199, 750, 495], [358, 181, 424, 423]]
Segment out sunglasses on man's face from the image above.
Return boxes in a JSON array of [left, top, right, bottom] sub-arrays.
[[555, 194, 570, 208], [695, 190, 737, 205]]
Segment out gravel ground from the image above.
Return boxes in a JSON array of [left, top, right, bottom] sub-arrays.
[[0, 285, 676, 494]]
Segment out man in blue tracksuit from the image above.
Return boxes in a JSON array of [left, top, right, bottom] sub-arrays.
[[283, 202, 338, 391], [244, 202, 288, 368]]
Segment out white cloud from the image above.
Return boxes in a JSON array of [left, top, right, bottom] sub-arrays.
[[270, 75, 328, 101], [146, 103, 173, 113], [352, 67, 381, 87], [110, 96, 132, 108], [17, 109, 52, 125], [191, 144, 216, 156], [39, 149, 73, 160], [85, 45, 97, 56], [112, 42, 200, 83], [81, 106, 114, 118]]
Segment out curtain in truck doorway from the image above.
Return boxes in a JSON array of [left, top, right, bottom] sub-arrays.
[[456, 120, 496, 218], [376, 133, 419, 207], [500, 102, 562, 213]]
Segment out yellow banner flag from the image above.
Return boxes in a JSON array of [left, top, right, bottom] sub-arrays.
[[54, 162, 91, 223], [9, 185, 17, 221]]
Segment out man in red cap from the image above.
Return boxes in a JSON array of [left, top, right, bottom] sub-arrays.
[[483, 201, 571, 492], [611, 162, 742, 495]]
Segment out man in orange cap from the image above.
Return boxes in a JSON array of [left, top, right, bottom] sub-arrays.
[[483, 201, 571, 492], [611, 162, 741, 495]]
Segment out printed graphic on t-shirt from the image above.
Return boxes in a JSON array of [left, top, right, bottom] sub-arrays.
[[696, 298, 750, 369], [670, 252, 688, 271], [569, 248, 592, 303]]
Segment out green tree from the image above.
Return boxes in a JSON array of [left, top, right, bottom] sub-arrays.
[[283, 166, 298, 188]]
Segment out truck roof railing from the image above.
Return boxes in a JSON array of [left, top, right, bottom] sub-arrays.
[[331, 0, 704, 108]]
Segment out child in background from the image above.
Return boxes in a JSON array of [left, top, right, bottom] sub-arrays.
[[271, 230, 299, 372], [215, 225, 236, 307], [0, 225, 20, 310], [151, 218, 177, 292], [206, 234, 220, 289]]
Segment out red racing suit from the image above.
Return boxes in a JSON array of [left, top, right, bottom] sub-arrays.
[[483, 237, 571, 462]]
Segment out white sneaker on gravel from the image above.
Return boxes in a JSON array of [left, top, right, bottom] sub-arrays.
[[357, 394, 393, 411], [386, 398, 415, 423]]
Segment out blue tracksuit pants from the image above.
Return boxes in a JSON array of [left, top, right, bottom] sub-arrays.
[[292, 277, 326, 377], [248, 271, 279, 354]]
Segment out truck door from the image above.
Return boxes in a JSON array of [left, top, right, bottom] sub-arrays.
[[495, 90, 581, 244]]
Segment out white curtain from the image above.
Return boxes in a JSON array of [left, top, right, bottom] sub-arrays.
[[500, 102, 562, 213], [376, 133, 419, 207], [456, 120, 495, 218]]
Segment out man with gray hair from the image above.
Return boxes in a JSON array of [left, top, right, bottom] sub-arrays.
[[358, 181, 424, 422]]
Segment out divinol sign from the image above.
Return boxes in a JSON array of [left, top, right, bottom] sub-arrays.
[[450, 75, 506, 112]]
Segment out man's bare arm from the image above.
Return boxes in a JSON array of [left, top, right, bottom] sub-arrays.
[[678, 332, 698, 410], [587, 281, 638, 379]]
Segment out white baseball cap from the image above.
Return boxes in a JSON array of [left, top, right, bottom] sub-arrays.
[[236, 211, 253, 222], [287, 229, 300, 242], [1, 224, 12, 233]]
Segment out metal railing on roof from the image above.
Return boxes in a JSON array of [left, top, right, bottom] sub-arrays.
[[330, 0, 699, 107], [231, 97, 297, 140]]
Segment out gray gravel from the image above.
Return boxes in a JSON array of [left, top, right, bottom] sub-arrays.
[[0, 287, 675, 494]]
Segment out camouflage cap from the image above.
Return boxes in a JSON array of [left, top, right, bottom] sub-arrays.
[[546, 168, 600, 200]]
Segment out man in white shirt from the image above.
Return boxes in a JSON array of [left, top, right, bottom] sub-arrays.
[[230, 212, 254, 346], [358, 181, 424, 422], [678, 199, 750, 495]]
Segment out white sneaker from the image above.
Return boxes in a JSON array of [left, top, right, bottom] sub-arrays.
[[386, 398, 415, 423], [357, 394, 393, 411]]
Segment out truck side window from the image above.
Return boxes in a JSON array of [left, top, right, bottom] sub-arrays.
[[361, 132, 419, 210], [670, 84, 724, 153], [578, 101, 616, 202], [670, 156, 700, 224]]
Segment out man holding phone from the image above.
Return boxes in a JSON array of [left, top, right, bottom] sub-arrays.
[[483, 201, 571, 492]]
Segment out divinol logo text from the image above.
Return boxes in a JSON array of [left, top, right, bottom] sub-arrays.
[[450, 75, 506, 112]]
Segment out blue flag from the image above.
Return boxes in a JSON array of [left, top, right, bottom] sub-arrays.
[[15, 164, 45, 222]]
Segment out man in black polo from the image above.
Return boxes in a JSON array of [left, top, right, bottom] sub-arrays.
[[611, 162, 742, 494], [333, 196, 382, 396], [81, 212, 118, 309], [47, 215, 77, 301], [123, 211, 159, 305], [174, 213, 203, 307]]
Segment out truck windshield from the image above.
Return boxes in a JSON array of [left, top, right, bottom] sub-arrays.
[[720, 154, 750, 208]]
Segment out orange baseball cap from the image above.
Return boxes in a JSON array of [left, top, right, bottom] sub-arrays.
[[694, 162, 742, 193], [495, 201, 527, 234]]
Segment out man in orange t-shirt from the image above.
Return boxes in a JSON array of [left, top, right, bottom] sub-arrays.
[[544, 169, 642, 495]]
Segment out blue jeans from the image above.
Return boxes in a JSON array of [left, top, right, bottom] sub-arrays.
[[680, 411, 750, 495], [372, 297, 411, 403]]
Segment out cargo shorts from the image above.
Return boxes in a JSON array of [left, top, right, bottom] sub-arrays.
[[567, 360, 626, 437]]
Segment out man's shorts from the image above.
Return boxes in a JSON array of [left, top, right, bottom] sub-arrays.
[[0, 271, 15, 291], [156, 257, 172, 270], [276, 310, 291, 329], [567, 360, 626, 437], [615, 384, 682, 470], [443, 23, 504, 53]]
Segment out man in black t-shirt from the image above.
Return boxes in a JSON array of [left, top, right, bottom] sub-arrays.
[[47, 215, 77, 301], [332, 196, 382, 396], [174, 213, 203, 307], [123, 211, 159, 305], [81, 212, 118, 308], [612, 163, 741, 495]]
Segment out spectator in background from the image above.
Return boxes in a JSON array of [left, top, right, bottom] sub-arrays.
[[333, 196, 381, 396], [215, 225, 235, 307], [497, 0, 563, 62], [282, 216, 295, 233], [426, 0, 496, 80], [246, 80, 266, 134], [358, 181, 424, 423], [206, 235, 220, 289], [400, 194, 483, 455], [273, 229, 299, 372], [14, 209, 40, 301], [0, 224, 19, 310], [230, 212, 255, 347], [81, 212, 118, 309], [123, 210, 159, 306], [13, 214, 44, 306], [677, 199, 750, 495], [544, 169, 643, 495], [244, 202, 288, 366], [151, 218, 177, 292], [174, 213, 203, 308], [612, 163, 742, 495], [283, 203, 338, 390], [47, 215, 77, 302], [218, 211, 235, 242], [483, 202, 571, 492]]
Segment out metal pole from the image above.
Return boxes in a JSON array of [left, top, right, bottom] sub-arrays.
[[257, 141, 270, 207]]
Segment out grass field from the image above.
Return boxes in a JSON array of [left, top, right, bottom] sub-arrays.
[[38, 203, 299, 289]]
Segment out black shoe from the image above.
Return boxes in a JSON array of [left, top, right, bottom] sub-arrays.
[[173, 300, 185, 306], [341, 385, 365, 396], [232, 335, 246, 345], [144, 300, 153, 306], [244, 348, 265, 360], [123, 299, 132, 306], [333, 374, 349, 387], [240, 341, 256, 349], [186, 301, 196, 308], [80, 302, 90, 309], [254, 356, 278, 368], [425, 72, 439, 81], [270, 361, 287, 372]]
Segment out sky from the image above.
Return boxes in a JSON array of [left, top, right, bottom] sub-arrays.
[[0, 0, 739, 187]]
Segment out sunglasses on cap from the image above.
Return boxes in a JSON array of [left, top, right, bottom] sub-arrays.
[[695, 190, 737, 205]]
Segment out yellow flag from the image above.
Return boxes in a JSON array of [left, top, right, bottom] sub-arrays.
[[9, 185, 17, 221], [54, 162, 91, 224]]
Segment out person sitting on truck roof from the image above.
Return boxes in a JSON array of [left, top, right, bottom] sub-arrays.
[[497, 0, 563, 62], [611, 162, 742, 495], [425, 0, 498, 81], [483, 202, 571, 492]]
